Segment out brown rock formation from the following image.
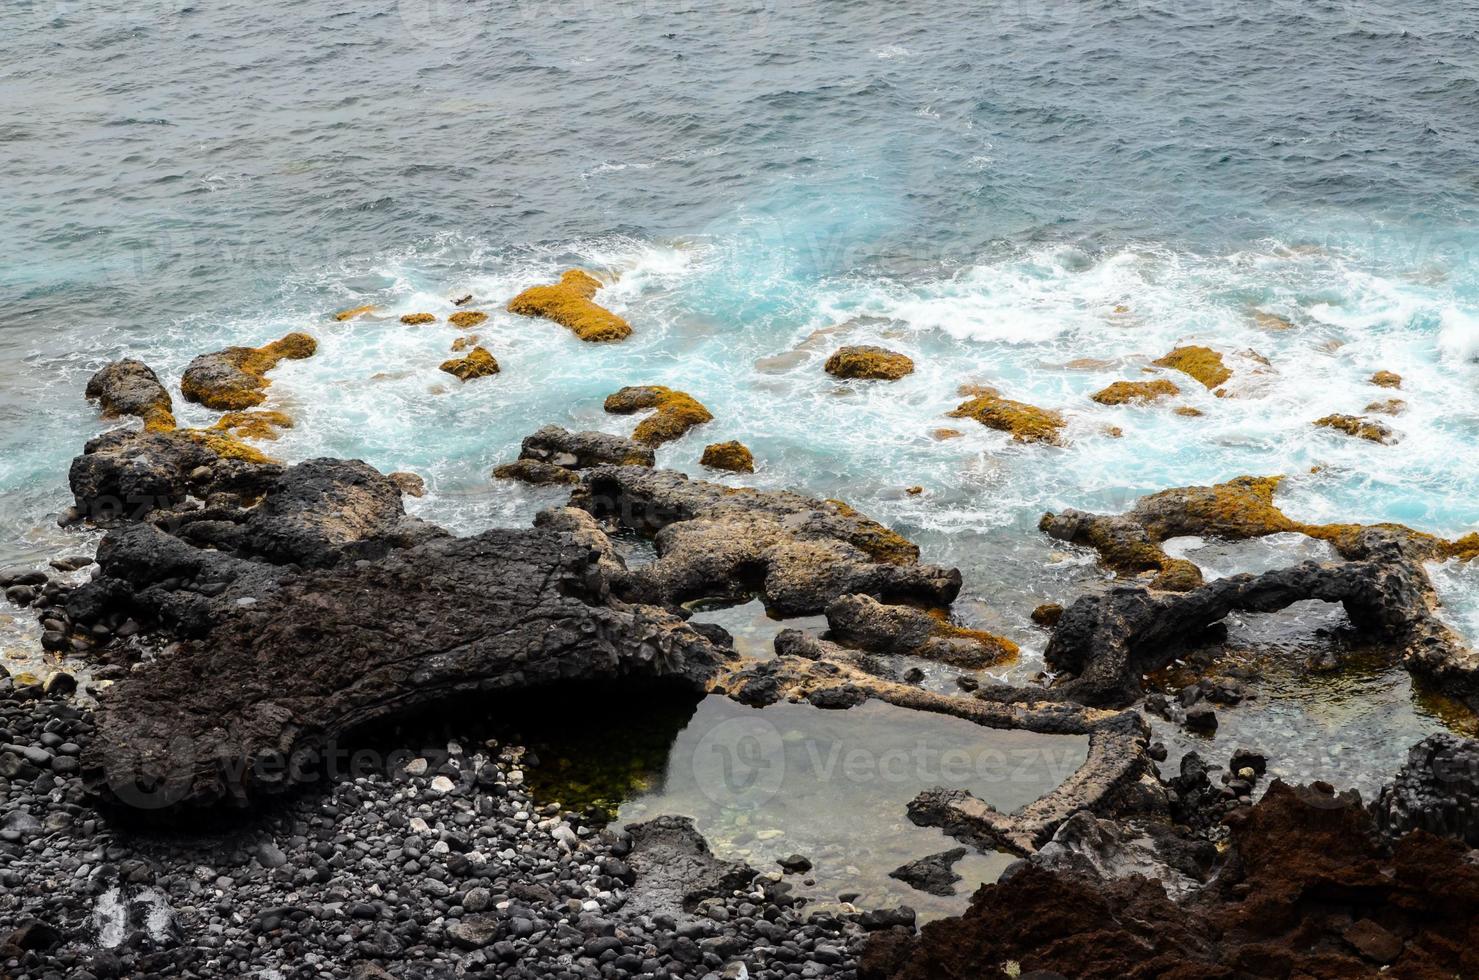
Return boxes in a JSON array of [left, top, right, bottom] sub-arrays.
[[1152, 345, 1231, 389], [1315, 413, 1396, 444], [1089, 379, 1180, 405], [604, 385, 713, 446], [699, 441, 755, 473], [947, 388, 1066, 445], [85, 359, 177, 431], [507, 269, 632, 342], [823, 346, 915, 381], [439, 347, 500, 382]]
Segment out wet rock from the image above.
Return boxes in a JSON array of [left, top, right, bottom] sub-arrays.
[[573, 466, 960, 615], [1314, 413, 1396, 444], [825, 593, 1017, 668], [399, 312, 436, 325], [1366, 396, 1407, 415], [1375, 733, 1479, 847], [492, 459, 583, 486], [388, 471, 426, 498], [777, 854, 812, 874], [1182, 703, 1217, 733], [507, 269, 632, 342], [1151, 345, 1230, 390], [824, 346, 915, 381], [333, 304, 375, 321], [450, 333, 480, 352], [887, 848, 966, 897], [604, 385, 714, 447], [947, 387, 1065, 445], [86, 359, 177, 431], [1088, 379, 1180, 405], [700, 440, 756, 473], [439, 346, 500, 382], [180, 332, 316, 410], [1030, 603, 1063, 627]]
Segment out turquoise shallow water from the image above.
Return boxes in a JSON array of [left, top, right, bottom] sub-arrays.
[[2, 2, 1478, 787]]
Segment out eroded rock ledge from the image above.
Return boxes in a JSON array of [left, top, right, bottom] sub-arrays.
[[74, 519, 734, 810], [494, 425, 655, 486], [571, 465, 960, 615]]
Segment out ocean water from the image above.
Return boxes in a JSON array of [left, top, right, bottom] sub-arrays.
[[4, 3, 1479, 795]]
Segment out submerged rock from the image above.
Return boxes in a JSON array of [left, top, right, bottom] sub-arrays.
[[1314, 412, 1396, 444], [824, 345, 915, 381], [1366, 397, 1407, 415], [507, 269, 632, 342], [85, 359, 177, 431], [947, 387, 1065, 445], [1089, 379, 1180, 405], [700, 440, 755, 473], [573, 466, 959, 615], [450, 333, 480, 352], [494, 425, 654, 485], [439, 346, 500, 381], [1151, 345, 1231, 390], [887, 848, 966, 897], [332, 304, 375, 321], [825, 593, 1018, 668], [180, 332, 317, 410], [1370, 369, 1402, 388], [604, 385, 714, 447]]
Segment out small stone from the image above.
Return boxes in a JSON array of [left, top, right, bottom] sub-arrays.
[[777, 854, 812, 874], [430, 775, 456, 794]]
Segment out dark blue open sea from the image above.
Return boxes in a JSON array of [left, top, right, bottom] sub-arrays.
[[3, 0, 1479, 866]]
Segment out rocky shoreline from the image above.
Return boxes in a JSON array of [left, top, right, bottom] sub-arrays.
[[4, 341, 1479, 978]]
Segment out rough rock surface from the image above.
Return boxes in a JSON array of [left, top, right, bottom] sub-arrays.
[[494, 426, 655, 486], [400, 312, 436, 325], [211, 409, 294, 442], [620, 816, 757, 922], [824, 593, 1018, 668], [1375, 733, 1479, 847], [76, 523, 735, 809], [572, 466, 960, 615], [85, 359, 176, 430], [166, 457, 446, 567], [604, 386, 714, 447], [180, 332, 317, 410], [863, 780, 1479, 980], [823, 346, 915, 381], [67, 427, 283, 524], [507, 269, 632, 342], [947, 387, 1065, 445]]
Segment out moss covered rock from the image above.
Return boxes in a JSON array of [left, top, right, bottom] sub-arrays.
[[1370, 370, 1402, 388], [333, 304, 375, 321], [211, 409, 294, 441], [439, 347, 500, 382], [947, 387, 1066, 445], [1365, 398, 1406, 415], [1090, 379, 1181, 405], [400, 312, 436, 325], [449, 310, 488, 329], [180, 332, 318, 410], [508, 269, 632, 342], [700, 440, 755, 473], [604, 385, 713, 446], [450, 334, 481, 352], [1152, 345, 1231, 390], [823, 345, 915, 381], [1314, 414, 1396, 444]]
